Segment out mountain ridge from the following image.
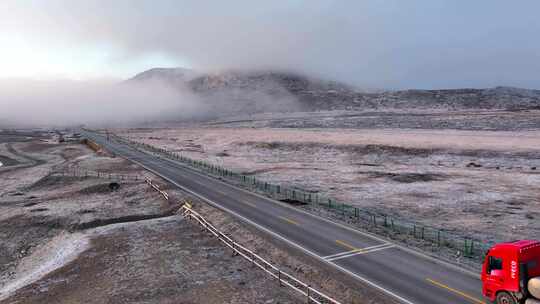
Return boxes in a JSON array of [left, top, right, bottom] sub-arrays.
[[128, 68, 540, 115]]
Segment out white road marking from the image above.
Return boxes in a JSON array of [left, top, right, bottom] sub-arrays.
[[323, 243, 391, 260], [327, 244, 395, 262]]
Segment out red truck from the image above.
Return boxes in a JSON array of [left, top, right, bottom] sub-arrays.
[[482, 240, 540, 304]]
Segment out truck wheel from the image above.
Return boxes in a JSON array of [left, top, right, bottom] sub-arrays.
[[496, 292, 517, 304]]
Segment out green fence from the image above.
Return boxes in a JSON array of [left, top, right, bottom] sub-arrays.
[[115, 134, 491, 267]]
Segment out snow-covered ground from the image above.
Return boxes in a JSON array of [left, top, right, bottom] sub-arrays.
[[0, 137, 170, 300], [0, 232, 90, 301]]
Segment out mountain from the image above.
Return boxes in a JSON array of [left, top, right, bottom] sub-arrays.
[[188, 70, 364, 111], [128, 68, 540, 115], [130, 67, 200, 86]]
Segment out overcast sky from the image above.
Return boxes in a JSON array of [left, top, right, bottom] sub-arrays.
[[1, 0, 540, 89]]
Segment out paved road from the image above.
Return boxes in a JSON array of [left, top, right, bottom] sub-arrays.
[[83, 130, 486, 304]]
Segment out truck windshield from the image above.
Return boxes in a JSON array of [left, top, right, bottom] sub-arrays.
[[487, 256, 503, 274]]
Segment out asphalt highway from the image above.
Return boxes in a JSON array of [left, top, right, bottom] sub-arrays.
[[83, 130, 486, 304]]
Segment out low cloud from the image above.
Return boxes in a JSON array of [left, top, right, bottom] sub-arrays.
[[0, 79, 201, 127], [0, 75, 305, 127]]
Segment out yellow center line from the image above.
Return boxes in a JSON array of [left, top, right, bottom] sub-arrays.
[[426, 278, 485, 304], [280, 216, 300, 226], [335, 240, 361, 252]]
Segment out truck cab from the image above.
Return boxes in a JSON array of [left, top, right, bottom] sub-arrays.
[[482, 240, 540, 303]]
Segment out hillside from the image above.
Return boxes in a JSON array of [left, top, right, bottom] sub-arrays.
[[129, 68, 540, 115], [130, 67, 200, 85]]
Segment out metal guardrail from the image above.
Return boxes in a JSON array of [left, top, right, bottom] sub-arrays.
[[106, 132, 491, 268], [179, 204, 341, 304]]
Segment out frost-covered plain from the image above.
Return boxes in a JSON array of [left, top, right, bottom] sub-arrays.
[[118, 125, 540, 244]]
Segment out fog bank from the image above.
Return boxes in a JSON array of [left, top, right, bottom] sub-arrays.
[[0, 79, 201, 127]]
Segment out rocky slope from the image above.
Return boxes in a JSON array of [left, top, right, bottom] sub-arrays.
[[129, 68, 540, 115]]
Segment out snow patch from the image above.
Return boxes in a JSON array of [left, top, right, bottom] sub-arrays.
[[0, 232, 90, 301]]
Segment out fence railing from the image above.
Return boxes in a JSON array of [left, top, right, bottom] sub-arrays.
[[50, 167, 142, 181], [145, 177, 169, 201], [82, 138, 102, 152], [106, 133, 491, 268], [135, 164, 341, 303], [180, 204, 341, 304]]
